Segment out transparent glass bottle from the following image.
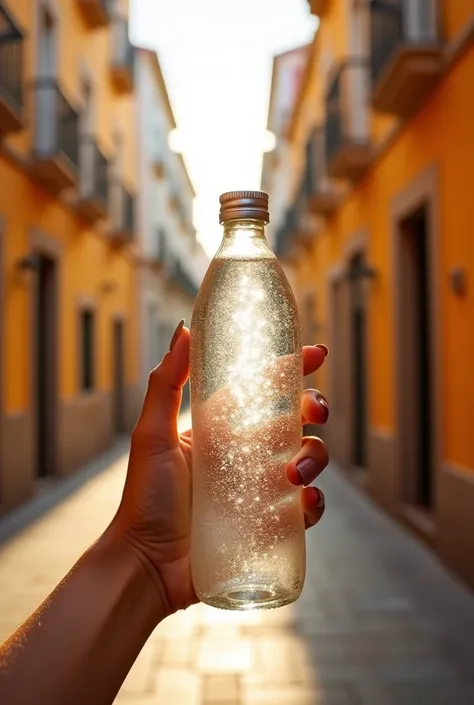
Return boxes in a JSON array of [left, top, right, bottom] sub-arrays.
[[190, 191, 304, 610]]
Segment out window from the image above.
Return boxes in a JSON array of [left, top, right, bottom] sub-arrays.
[[81, 309, 95, 391]]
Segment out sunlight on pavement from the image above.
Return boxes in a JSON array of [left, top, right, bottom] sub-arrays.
[[0, 432, 321, 705], [1, 424, 474, 704]]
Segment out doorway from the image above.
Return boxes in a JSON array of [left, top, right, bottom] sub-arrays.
[[35, 254, 57, 479], [349, 253, 368, 470], [399, 205, 434, 510], [112, 319, 125, 434]]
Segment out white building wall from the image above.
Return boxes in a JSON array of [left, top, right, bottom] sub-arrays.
[[136, 50, 207, 395]]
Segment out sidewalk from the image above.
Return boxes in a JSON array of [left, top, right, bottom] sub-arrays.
[[1, 441, 474, 704]]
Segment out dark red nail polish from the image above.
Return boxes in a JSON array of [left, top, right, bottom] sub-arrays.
[[318, 395, 329, 410], [314, 392, 329, 419], [315, 344, 329, 357], [170, 319, 185, 351], [313, 487, 325, 508], [296, 457, 317, 486]]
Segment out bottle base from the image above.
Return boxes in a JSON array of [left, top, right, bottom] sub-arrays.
[[198, 584, 299, 611]]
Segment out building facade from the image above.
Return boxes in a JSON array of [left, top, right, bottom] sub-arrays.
[[0, 0, 140, 514], [264, 0, 474, 589], [135, 48, 205, 402]]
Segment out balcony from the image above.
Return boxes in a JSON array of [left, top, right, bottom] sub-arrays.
[[293, 178, 313, 249], [305, 126, 340, 216], [307, 0, 330, 17], [110, 182, 135, 244], [0, 5, 24, 137], [274, 206, 301, 263], [148, 227, 169, 271], [325, 60, 372, 182], [77, 0, 111, 29], [170, 259, 198, 299], [76, 137, 109, 223], [110, 16, 134, 93], [30, 79, 80, 193], [370, 0, 443, 118]]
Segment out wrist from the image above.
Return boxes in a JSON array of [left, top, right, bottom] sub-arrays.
[[95, 525, 169, 626]]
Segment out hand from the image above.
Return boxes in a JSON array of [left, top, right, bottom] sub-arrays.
[[112, 323, 330, 616]]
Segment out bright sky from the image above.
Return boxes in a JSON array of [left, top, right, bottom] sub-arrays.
[[131, 0, 316, 257]]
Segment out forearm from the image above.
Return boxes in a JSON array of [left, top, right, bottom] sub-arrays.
[[0, 527, 164, 705]]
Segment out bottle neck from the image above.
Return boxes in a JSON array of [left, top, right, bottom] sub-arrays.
[[217, 219, 271, 259], [223, 220, 266, 239]]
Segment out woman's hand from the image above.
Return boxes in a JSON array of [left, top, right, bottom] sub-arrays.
[[112, 322, 330, 616]]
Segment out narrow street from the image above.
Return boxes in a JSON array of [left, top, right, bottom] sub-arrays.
[[1, 439, 474, 705]]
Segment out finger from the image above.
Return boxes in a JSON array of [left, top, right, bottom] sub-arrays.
[[302, 345, 328, 377], [302, 486, 325, 529], [133, 322, 190, 451], [286, 436, 329, 486], [301, 389, 329, 425]]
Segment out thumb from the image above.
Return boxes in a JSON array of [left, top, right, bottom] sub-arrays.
[[134, 320, 190, 452]]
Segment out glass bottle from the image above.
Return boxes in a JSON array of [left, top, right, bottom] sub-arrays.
[[190, 191, 304, 610]]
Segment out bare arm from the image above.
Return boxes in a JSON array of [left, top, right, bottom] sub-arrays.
[[0, 527, 163, 705], [0, 327, 330, 705]]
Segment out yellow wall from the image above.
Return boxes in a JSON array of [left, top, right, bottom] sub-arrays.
[[290, 3, 474, 470], [1, 161, 138, 414], [443, 0, 474, 40], [7, 0, 136, 182], [1, 0, 138, 414]]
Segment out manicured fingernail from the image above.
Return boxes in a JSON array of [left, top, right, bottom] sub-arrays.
[[169, 319, 185, 351], [296, 457, 318, 486], [315, 344, 329, 357], [317, 393, 329, 414], [313, 487, 325, 508]]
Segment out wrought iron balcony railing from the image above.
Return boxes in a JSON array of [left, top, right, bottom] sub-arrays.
[[304, 126, 339, 216], [33, 79, 80, 167], [0, 3, 24, 134], [370, 0, 443, 117], [370, 0, 405, 85], [110, 182, 135, 242], [325, 60, 372, 182], [110, 15, 135, 93], [31, 79, 80, 192], [77, 137, 109, 222]]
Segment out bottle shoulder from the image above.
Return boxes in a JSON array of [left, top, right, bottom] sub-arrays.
[[192, 255, 300, 331]]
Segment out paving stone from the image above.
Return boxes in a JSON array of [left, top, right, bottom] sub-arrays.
[[121, 640, 162, 695], [154, 666, 201, 705], [160, 636, 198, 667], [375, 655, 460, 682], [385, 682, 474, 705], [2, 452, 474, 705], [247, 636, 312, 686], [243, 684, 360, 705], [197, 637, 255, 673], [202, 674, 241, 704]]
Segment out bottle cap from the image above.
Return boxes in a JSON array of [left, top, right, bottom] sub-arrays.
[[219, 191, 270, 224]]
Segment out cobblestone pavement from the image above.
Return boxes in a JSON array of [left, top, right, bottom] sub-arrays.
[[1, 431, 474, 704]]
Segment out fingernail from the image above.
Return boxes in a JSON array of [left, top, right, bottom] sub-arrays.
[[316, 392, 329, 416], [169, 319, 185, 351], [315, 344, 329, 357], [313, 487, 325, 508], [296, 457, 318, 486]]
